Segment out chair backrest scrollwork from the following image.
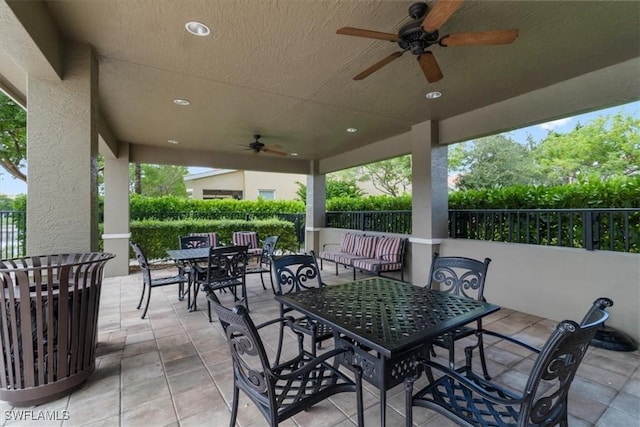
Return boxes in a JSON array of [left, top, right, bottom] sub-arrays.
[[273, 251, 323, 296], [180, 235, 210, 249], [209, 295, 272, 396], [206, 245, 249, 282], [427, 253, 491, 301], [520, 298, 612, 426]]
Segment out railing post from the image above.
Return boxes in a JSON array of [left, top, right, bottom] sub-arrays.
[[449, 211, 457, 238], [583, 211, 600, 251]]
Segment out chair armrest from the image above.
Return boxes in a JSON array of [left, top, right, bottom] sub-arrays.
[[375, 252, 401, 261], [269, 347, 351, 381], [480, 329, 541, 354], [321, 243, 340, 250], [413, 359, 526, 406]]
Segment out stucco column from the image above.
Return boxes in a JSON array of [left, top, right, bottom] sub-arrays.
[[305, 160, 326, 254], [26, 43, 99, 254], [410, 120, 448, 283], [102, 141, 131, 277]]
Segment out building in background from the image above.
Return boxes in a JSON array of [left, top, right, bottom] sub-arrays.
[[184, 169, 305, 200]]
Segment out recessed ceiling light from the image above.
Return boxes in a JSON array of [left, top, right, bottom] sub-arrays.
[[425, 91, 442, 99], [173, 98, 190, 106], [290, 152, 299, 157], [168, 139, 179, 145], [185, 21, 210, 36], [346, 127, 358, 133]]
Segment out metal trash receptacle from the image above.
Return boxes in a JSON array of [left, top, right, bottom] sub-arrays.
[[0, 253, 114, 406]]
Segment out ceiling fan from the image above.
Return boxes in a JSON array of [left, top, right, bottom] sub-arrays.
[[337, 0, 518, 83], [243, 134, 287, 156]]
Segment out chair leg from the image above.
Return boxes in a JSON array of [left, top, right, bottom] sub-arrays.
[[136, 282, 146, 309], [229, 384, 239, 427], [354, 366, 364, 427], [448, 336, 456, 370], [259, 270, 267, 290], [269, 265, 276, 293], [477, 332, 491, 380], [275, 321, 285, 365], [141, 286, 151, 319], [404, 376, 415, 427], [207, 299, 213, 322]]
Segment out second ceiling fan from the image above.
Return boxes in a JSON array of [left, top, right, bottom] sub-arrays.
[[337, 0, 518, 83]]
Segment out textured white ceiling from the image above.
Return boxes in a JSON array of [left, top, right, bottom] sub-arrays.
[[3, 0, 640, 167]]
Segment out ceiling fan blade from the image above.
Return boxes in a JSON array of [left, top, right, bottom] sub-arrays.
[[422, 0, 464, 32], [442, 29, 519, 46], [263, 148, 288, 156], [337, 27, 399, 42], [353, 52, 403, 80], [418, 52, 443, 83]]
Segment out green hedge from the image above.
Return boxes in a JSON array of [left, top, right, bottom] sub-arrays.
[[448, 176, 640, 209], [130, 195, 304, 219], [129, 218, 299, 259]]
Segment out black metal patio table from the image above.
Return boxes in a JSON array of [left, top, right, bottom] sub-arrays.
[[275, 276, 500, 426], [166, 247, 210, 311]]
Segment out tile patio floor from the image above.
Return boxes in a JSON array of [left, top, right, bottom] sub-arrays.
[[1, 265, 638, 426]]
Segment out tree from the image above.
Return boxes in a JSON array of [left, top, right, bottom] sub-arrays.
[[532, 112, 640, 185], [448, 135, 538, 190], [295, 175, 364, 202], [0, 92, 27, 182], [358, 155, 412, 197], [129, 164, 189, 197]]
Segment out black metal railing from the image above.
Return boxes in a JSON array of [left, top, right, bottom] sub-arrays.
[[5, 208, 638, 257], [449, 209, 639, 253], [0, 211, 26, 259], [326, 211, 412, 234]]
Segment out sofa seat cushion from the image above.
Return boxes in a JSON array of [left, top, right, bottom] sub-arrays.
[[334, 253, 369, 265], [319, 251, 341, 262], [352, 258, 403, 273]]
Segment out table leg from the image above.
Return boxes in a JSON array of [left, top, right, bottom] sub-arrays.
[[379, 388, 387, 427]]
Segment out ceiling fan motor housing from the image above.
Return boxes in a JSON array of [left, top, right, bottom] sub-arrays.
[[398, 20, 440, 55]]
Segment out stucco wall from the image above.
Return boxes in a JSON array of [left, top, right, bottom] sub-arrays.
[[318, 229, 640, 342], [244, 171, 305, 200], [439, 239, 640, 342], [186, 171, 244, 199]]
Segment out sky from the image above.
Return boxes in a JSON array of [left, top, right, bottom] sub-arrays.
[[2, 100, 638, 196]]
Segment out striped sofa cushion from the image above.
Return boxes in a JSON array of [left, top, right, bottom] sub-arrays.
[[233, 231, 259, 249], [353, 235, 378, 258], [340, 233, 357, 254], [375, 236, 402, 262], [352, 258, 403, 273], [189, 232, 218, 247]]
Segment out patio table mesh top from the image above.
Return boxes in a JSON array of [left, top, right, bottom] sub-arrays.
[[277, 277, 499, 356]]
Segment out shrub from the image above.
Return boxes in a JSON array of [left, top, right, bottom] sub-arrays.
[[129, 218, 298, 259]]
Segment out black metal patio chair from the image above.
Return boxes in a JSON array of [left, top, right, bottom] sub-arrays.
[[193, 245, 249, 321], [426, 252, 492, 379], [177, 234, 210, 308], [245, 235, 279, 292], [207, 292, 364, 427], [405, 297, 613, 427], [130, 241, 187, 319], [272, 251, 334, 363]]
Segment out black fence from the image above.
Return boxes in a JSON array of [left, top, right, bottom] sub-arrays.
[[449, 208, 639, 253], [0, 211, 26, 259], [325, 210, 412, 234], [4, 208, 638, 257]]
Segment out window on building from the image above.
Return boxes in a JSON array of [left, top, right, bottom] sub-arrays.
[[258, 190, 275, 200]]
